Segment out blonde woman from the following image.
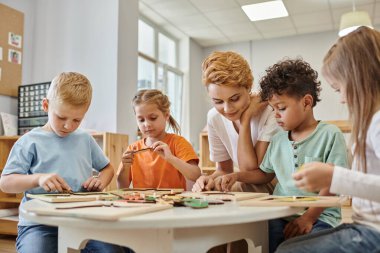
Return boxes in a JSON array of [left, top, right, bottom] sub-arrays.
[[192, 51, 278, 193]]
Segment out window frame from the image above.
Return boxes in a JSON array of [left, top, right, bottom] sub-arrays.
[[137, 17, 184, 127]]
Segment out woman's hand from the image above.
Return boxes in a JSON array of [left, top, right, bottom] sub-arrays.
[[192, 175, 215, 192], [214, 173, 238, 192], [240, 93, 268, 124], [293, 162, 334, 192]]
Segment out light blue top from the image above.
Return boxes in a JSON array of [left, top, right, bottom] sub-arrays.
[[1, 127, 109, 226], [260, 122, 348, 227]]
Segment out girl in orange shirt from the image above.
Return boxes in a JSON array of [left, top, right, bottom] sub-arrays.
[[116, 89, 201, 190]]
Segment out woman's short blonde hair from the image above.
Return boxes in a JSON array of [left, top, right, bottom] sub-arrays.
[[201, 51, 253, 90], [47, 72, 92, 107]]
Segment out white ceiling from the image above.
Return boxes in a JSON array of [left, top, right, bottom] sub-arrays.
[[139, 0, 380, 47]]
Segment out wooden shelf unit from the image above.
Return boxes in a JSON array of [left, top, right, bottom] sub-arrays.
[[199, 132, 215, 175], [90, 132, 129, 190], [0, 136, 20, 235], [0, 132, 128, 235], [324, 120, 352, 133], [199, 120, 352, 174]]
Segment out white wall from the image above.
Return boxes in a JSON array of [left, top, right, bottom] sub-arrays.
[[0, 0, 139, 139], [179, 38, 191, 141], [32, 0, 120, 132], [203, 30, 350, 122], [251, 31, 348, 121], [188, 39, 207, 150], [115, 0, 138, 139], [179, 37, 208, 151]]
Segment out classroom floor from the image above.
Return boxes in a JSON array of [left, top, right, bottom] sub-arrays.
[[0, 207, 353, 253]]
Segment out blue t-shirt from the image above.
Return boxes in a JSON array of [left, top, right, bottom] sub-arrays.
[[1, 127, 109, 226]]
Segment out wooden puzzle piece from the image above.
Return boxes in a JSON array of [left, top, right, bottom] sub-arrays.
[[239, 195, 347, 207]]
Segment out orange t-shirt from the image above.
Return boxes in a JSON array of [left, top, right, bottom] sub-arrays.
[[128, 133, 199, 189]]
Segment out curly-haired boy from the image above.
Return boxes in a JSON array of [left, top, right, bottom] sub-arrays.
[[248, 58, 348, 253]]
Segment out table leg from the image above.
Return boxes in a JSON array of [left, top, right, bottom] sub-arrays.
[[172, 221, 268, 253], [58, 226, 173, 253], [58, 221, 268, 253], [245, 221, 268, 253], [58, 227, 88, 253]]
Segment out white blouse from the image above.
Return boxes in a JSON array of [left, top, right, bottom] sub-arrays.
[[207, 106, 278, 168], [331, 110, 380, 231]]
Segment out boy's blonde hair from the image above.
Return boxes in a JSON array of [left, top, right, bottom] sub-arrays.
[[132, 89, 181, 134], [202, 51, 253, 90], [47, 72, 92, 107], [323, 27, 380, 173]]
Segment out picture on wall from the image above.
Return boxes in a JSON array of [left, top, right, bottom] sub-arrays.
[[8, 32, 22, 48], [8, 49, 21, 64]]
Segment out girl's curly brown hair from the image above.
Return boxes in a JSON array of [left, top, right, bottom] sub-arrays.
[[259, 58, 321, 107]]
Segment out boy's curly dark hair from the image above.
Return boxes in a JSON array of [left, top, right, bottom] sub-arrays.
[[260, 58, 321, 107]]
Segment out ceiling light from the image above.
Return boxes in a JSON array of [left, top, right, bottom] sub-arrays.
[[242, 0, 288, 22], [339, 0, 373, 37]]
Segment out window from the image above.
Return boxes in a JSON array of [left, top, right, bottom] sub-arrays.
[[166, 69, 183, 123], [158, 33, 176, 66], [137, 19, 184, 127], [138, 20, 155, 58], [137, 56, 155, 90]]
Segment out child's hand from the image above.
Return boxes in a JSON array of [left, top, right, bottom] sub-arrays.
[[151, 141, 173, 160], [293, 162, 334, 192], [192, 175, 215, 192], [240, 93, 268, 124], [38, 173, 71, 193], [283, 215, 314, 239], [121, 150, 134, 166], [82, 175, 104, 192], [214, 173, 238, 192]]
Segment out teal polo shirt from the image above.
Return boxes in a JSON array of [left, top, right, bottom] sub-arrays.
[[260, 122, 348, 227]]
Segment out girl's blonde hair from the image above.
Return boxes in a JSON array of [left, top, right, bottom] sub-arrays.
[[322, 27, 380, 172], [202, 51, 253, 90], [132, 89, 180, 134]]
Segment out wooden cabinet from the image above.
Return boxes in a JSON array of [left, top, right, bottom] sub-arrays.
[[0, 132, 128, 235], [199, 132, 215, 175], [199, 120, 352, 175], [90, 132, 129, 190]]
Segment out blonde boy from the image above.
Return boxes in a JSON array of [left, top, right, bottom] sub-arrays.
[[0, 72, 127, 253]]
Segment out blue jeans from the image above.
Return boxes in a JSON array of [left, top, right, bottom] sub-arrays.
[[17, 225, 133, 253], [269, 218, 332, 253], [276, 223, 380, 253]]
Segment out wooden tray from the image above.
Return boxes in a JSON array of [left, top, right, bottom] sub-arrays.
[[180, 191, 268, 201], [26, 200, 172, 221], [239, 195, 348, 207], [26, 192, 116, 203], [112, 188, 184, 197]]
